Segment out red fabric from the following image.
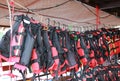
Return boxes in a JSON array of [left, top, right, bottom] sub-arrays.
[[31, 49, 41, 74], [14, 63, 27, 72], [89, 59, 97, 68], [77, 40, 87, 66], [98, 57, 104, 65], [11, 24, 25, 62], [48, 40, 60, 76]]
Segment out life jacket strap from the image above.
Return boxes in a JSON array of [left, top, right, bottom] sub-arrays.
[[53, 56, 59, 60], [31, 59, 40, 64], [14, 63, 27, 72], [12, 45, 22, 50], [16, 32, 26, 35], [79, 56, 85, 59]]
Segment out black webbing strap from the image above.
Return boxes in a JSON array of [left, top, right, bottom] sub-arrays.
[[16, 32, 26, 35], [31, 59, 39, 64], [79, 56, 85, 59], [52, 56, 59, 60], [12, 45, 22, 56], [12, 45, 22, 50]]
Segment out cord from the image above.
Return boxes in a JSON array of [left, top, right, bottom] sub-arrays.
[[0, 1, 111, 25], [31, 0, 73, 12], [0, 2, 94, 24], [0, 0, 73, 12], [0, 1, 114, 26]]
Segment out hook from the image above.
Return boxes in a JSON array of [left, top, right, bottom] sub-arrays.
[[75, 26, 78, 31], [92, 26, 94, 30], [82, 26, 84, 32], [73, 25, 75, 31], [88, 26, 90, 31], [86, 26, 89, 31], [75, 26, 77, 31], [84, 26, 87, 31], [80, 26, 83, 32], [62, 24, 66, 29], [65, 24, 68, 30], [89, 26, 92, 31], [53, 20, 56, 26], [85, 26, 87, 31], [102, 24, 106, 28], [75, 26, 77, 32], [47, 18, 50, 26], [93, 26, 95, 30], [26, 8, 30, 16], [43, 18, 50, 30], [57, 22, 60, 27], [79, 26, 81, 32]]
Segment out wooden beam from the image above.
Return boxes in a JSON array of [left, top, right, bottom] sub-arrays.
[[0, 25, 10, 28], [100, 1, 120, 10]]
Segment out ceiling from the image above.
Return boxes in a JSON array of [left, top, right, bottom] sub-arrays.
[[0, 0, 120, 28], [77, 0, 120, 17]]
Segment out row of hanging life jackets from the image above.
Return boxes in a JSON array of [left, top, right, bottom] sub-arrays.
[[0, 14, 120, 77]]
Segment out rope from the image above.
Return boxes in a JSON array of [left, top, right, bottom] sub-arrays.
[[0, 53, 3, 76], [6, 0, 12, 72], [13, 1, 93, 25], [0, 1, 114, 26], [6, 0, 16, 80], [14, 1, 43, 22]]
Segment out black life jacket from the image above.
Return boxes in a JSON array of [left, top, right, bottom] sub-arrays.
[[0, 30, 10, 58]]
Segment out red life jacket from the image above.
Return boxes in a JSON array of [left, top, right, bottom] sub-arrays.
[[48, 40, 60, 77], [31, 49, 42, 74], [89, 50, 97, 68], [56, 47, 68, 75], [76, 39, 87, 66], [11, 23, 25, 62]]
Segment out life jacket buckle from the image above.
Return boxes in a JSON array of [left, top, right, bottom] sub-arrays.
[[43, 26, 48, 30]]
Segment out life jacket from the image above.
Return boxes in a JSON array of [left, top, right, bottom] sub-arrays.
[[89, 50, 97, 68], [0, 30, 10, 58], [30, 19, 43, 75], [76, 39, 87, 66], [112, 30, 120, 55], [50, 28, 67, 76], [13, 16, 39, 77], [105, 34, 119, 56], [48, 40, 59, 77], [85, 31, 105, 65], [81, 32, 98, 68], [101, 28, 120, 56], [87, 39, 97, 68], [11, 23, 25, 62], [41, 26, 54, 73], [65, 32, 78, 71], [55, 31, 78, 75], [55, 29, 68, 75], [0, 15, 24, 60], [31, 49, 41, 74]]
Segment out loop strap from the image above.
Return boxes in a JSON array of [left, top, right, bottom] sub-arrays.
[[13, 45, 22, 50]]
